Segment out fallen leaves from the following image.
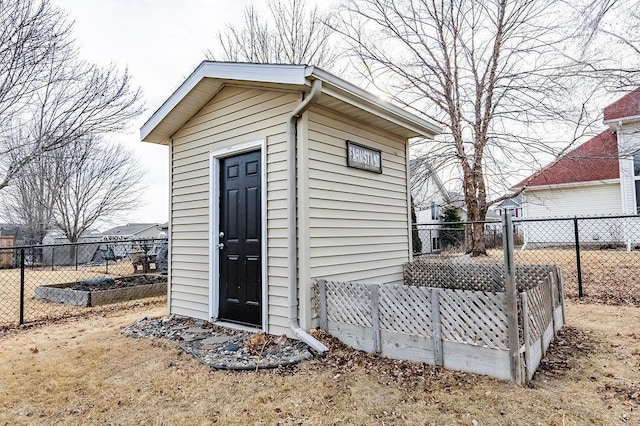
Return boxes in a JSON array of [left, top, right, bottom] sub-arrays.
[[534, 325, 595, 379]]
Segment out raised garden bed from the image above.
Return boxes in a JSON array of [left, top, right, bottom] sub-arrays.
[[34, 274, 167, 307]]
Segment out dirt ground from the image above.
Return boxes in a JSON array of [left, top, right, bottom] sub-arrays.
[[0, 300, 638, 425]]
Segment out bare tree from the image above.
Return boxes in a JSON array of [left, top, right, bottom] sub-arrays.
[[331, 0, 639, 255], [0, 0, 143, 191], [208, 0, 337, 67], [0, 0, 71, 125], [0, 133, 63, 243], [576, 0, 640, 58], [53, 138, 145, 243]]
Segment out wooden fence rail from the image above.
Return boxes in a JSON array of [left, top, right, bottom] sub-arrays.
[[315, 263, 564, 385]]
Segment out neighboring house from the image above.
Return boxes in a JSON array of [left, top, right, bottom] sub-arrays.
[[410, 160, 455, 253], [101, 223, 162, 240], [493, 195, 523, 219], [491, 195, 523, 234], [140, 61, 441, 346], [515, 88, 640, 246], [101, 223, 164, 258]]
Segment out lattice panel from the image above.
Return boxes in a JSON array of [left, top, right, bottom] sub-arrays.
[[378, 284, 432, 336], [404, 260, 560, 294], [540, 278, 554, 326], [524, 285, 546, 342], [325, 280, 372, 327], [404, 261, 504, 291], [517, 265, 557, 291], [438, 289, 508, 350]]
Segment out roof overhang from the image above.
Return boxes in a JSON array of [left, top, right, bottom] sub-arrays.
[[520, 178, 620, 191], [604, 114, 640, 129], [141, 62, 442, 144]]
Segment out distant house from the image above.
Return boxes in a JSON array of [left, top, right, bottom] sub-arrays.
[[101, 223, 163, 241], [410, 160, 462, 252], [493, 195, 523, 219], [515, 88, 640, 246]]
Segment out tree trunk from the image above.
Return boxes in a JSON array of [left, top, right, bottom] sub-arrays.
[[463, 176, 488, 257]]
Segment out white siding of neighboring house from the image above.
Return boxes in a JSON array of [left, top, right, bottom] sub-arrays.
[[415, 208, 441, 253], [298, 106, 411, 329], [522, 181, 622, 245], [169, 85, 300, 335]]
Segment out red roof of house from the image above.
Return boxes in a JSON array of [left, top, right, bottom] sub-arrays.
[[604, 87, 640, 122], [515, 130, 619, 188]]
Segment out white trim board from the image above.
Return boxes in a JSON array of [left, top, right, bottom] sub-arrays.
[[208, 139, 268, 331]]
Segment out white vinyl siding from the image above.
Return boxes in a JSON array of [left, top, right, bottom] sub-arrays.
[[524, 183, 622, 218], [522, 183, 623, 245], [300, 106, 410, 327], [170, 85, 300, 334]]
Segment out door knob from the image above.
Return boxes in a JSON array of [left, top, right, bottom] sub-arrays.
[[217, 242, 224, 249]]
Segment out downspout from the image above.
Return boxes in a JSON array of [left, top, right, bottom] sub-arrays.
[[287, 79, 328, 353]]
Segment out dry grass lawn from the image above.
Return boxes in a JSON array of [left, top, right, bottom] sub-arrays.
[[437, 248, 640, 305], [0, 300, 639, 425]]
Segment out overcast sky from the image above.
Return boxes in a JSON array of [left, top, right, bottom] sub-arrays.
[[50, 0, 273, 227]]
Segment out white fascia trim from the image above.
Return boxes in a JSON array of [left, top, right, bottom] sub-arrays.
[[308, 67, 442, 137], [524, 178, 620, 191], [141, 61, 442, 143], [208, 139, 267, 331], [141, 62, 308, 142], [604, 114, 640, 128]]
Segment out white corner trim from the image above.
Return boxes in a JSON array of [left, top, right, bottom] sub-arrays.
[[167, 141, 173, 313], [405, 141, 413, 262], [208, 139, 267, 331]]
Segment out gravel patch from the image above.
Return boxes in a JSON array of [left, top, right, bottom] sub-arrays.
[[122, 315, 315, 370]]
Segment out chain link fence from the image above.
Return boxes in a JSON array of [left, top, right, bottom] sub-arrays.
[[0, 238, 168, 328], [414, 214, 640, 306]]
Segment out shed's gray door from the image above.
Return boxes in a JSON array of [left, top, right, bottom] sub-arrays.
[[218, 150, 262, 326]]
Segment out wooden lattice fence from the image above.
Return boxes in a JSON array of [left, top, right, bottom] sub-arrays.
[[315, 262, 564, 385]]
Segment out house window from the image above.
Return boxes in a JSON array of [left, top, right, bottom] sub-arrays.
[[431, 205, 440, 221], [634, 154, 640, 213]]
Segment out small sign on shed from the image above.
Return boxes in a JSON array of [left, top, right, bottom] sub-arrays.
[[346, 140, 382, 173]]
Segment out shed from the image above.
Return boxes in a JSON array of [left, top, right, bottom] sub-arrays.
[[0, 236, 14, 269], [140, 62, 441, 350]]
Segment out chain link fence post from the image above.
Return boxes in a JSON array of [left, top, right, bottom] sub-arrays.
[[502, 211, 520, 384], [19, 248, 25, 325], [573, 216, 583, 298]]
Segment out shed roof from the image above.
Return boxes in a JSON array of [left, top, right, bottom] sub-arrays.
[[603, 87, 640, 125], [141, 62, 442, 144], [514, 130, 619, 189]]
